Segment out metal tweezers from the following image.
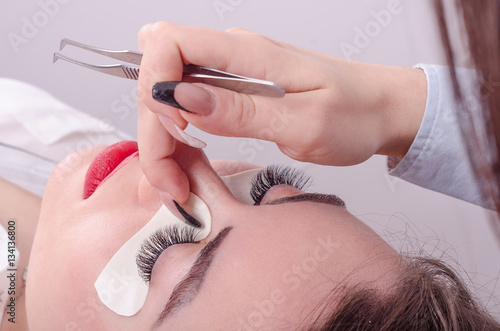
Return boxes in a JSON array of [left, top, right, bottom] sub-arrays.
[[53, 38, 285, 98]]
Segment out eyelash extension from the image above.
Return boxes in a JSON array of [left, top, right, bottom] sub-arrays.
[[250, 165, 312, 205], [136, 225, 199, 284]]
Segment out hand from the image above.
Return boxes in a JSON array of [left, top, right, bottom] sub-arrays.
[[137, 22, 427, 202]]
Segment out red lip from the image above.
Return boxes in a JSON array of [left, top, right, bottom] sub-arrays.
[[83, 141, 139, 199]]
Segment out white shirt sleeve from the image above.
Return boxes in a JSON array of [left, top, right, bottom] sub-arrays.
[[388, 64, 495, 210]]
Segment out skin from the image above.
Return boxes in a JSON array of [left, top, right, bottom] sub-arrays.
[[26, 143, 402, 330]]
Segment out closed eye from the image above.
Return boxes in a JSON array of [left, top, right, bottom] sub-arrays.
[[136, 225, 199, 284], [250, 165, 312, 205]]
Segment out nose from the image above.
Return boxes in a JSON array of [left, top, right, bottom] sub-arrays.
[[168, 143, 236, 208], [143, 143, 263, 236]]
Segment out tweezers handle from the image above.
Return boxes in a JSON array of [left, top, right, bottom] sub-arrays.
[[56, 38, 286, 98], [183, 70, 284, 97]]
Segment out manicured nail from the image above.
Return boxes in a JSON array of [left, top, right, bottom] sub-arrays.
[[153, 82, 214, 116], [152, 82, 189, 112], [173, 200, 202, 228], [157, 114, 207, 149], [160, 196, 201, 227], [173, 123, 207, 149]]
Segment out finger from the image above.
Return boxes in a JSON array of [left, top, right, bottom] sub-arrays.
[[138, 22, 187, 129], [138, 22, 324, 107], [137, 99, 190, 203], [137, 23, 191, 202], [137, 22, 333, 162], [165, 82, 326, 149]]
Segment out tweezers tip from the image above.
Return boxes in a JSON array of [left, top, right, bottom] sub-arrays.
[[52, 53, 60, 64], [59, 38, 70, 51]]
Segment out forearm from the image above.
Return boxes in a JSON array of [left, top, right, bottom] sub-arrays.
[[370, 64, 428, 159], [311, 58, 428, 165]]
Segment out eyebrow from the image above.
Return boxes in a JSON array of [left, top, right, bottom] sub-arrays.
[[152, 193, 341, 327], [153, 226, 233, 328], [266, 192, 346, 208]]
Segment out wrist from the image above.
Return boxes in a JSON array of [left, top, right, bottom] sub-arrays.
[[375, 66, 427, 158]]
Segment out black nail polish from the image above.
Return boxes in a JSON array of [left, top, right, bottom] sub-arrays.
[[173, 200, 202, 228], [152, 82, 193, 113]]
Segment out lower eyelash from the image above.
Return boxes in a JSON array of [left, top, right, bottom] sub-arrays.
[[136, 225, 198, 284], [250, 165, 312, 205]]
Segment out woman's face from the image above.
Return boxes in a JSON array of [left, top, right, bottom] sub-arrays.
[[27, 142, 401, 330]]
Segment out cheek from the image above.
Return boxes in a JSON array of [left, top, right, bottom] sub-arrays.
[[43, 146, 103, 207], [27, 210, 148, 329], [27, 222, 112, 329], [137, 175, 162, 208]]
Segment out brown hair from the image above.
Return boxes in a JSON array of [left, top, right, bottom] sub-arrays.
[[309, 257, 500, 330], [434, 0, 500, 215]]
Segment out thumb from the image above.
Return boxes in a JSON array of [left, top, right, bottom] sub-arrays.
[[153, 81, 281, 140]]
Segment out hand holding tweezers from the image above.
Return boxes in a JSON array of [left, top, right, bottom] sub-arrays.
[[53, 38, 285, 98]]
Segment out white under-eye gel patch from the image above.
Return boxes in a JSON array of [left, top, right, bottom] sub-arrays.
[[94, 193, 211, 317], [221, 168, 263, 205]]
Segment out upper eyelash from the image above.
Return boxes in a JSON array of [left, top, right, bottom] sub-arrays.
[[136, 225, 199, 284], [250, 165, 312, 205], [136, 166, 311, 282]]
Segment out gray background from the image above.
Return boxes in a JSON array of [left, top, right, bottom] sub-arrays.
[[2, 0, 499, 318]]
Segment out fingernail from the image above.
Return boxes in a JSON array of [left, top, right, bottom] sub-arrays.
[[160, 196, 195, 225], [157, 114, 207, 149], [152, 82, 189, 112], [173, 123, 207, 149], [152, 82, 214, 116], [173, 200, 202, 228], [159, 184, 190, 206]]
